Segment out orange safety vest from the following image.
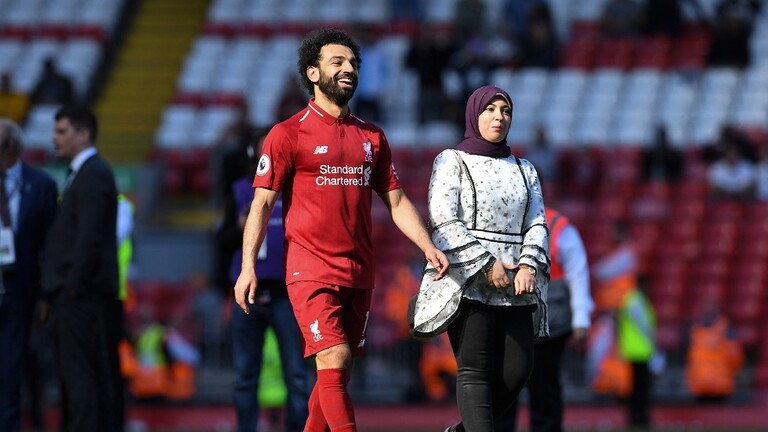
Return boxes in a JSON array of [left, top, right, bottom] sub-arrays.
[[685, 316, 744, 397], [545, 207, 568, 282], [592, 349, 633, 398], [419, 333, 457, 402]]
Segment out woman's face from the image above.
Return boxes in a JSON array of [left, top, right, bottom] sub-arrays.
[[478, 97, 511, 143]]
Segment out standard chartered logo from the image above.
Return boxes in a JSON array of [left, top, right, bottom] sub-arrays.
[[316, 164, 371, 186]]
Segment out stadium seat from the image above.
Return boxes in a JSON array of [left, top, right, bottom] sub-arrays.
[[593, 38, 634, 69], [23, 104, 63, 149], [632, 36, 671, 69]]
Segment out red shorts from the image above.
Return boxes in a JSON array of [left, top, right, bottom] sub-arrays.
[[287, 281, 372, 358]]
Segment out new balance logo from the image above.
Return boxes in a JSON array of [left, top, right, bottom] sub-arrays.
[[313, 146, 328, 154]]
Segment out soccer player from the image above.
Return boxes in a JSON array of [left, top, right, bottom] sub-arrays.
[[233, 28, 449, 432]]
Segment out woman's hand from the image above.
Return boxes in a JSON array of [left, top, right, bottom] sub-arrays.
[[513, 265, 536, 296], [486, 260, 518, 289]]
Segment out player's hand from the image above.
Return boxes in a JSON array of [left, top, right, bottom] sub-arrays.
[[425, 247, 449, 280], [234, 269, 258, 314]]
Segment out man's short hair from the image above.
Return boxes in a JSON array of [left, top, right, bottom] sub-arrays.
[[296, 28, 361, 96], [55, 105, 99, 143], [0, 118, 24, 155]]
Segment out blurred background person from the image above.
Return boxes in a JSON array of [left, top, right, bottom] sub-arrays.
[[105, 192, 135, 432], [518, 11, 560, 69], [600, 0, 646, 38], [30, 58, 75, 106], [0, 118, 58, 432], [592, 222, 657, 430], [0, 74, 30, 125], [684, 299, 744, 401], [405, 25, 457, 123], [188, 270, 224, 367], [41, 106, 117, 432], [524, 126, 558, 183], [213, 102, 255, 295], [707, 0, 759, 68], [615, 279, 657, 430], [641, 125, 685, 184], [230, 127, 309, 432], [592, 223, 639, 313], [351, 25, 389, 123], [707, 140, 756, 201], [500, 204, 593, 432]]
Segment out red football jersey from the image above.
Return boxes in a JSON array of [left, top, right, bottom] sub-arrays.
[[253, 99, 401, 289]]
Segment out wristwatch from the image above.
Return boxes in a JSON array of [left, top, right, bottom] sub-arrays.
[[519, 264, 537, 276]]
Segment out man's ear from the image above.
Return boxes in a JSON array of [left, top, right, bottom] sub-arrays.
[[307, 66, 319, 84]]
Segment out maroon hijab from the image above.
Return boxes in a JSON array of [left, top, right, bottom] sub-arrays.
[[455, 85, 513, 158]]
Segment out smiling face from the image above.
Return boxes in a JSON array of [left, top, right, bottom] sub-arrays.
[[477, 96, 512, 143], [308, 43, 359, 108]]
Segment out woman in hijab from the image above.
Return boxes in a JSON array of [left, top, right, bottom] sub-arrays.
[[411, 85, 550, 431]]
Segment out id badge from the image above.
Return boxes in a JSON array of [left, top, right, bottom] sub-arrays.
[[0, 227, 16, 266]]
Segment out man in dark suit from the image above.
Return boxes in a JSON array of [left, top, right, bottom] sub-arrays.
[[42, 106, 118, 432], [0, 118, 58, 432]]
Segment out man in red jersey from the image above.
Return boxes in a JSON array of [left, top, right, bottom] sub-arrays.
[[234, 28, 449, 432]]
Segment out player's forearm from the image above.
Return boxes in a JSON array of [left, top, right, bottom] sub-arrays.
[[241, 197, 272, 271], [391, 196, 433, 253]]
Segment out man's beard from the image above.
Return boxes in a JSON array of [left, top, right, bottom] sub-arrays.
[[318, 70, 356, 107]]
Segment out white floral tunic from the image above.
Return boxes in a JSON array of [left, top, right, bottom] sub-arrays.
[[412, 149, 550, 338]]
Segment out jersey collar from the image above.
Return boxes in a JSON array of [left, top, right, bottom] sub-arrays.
[[308, 98, 349, 126]]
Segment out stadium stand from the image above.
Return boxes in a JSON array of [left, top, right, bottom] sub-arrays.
[[3, 0, 767, 412]]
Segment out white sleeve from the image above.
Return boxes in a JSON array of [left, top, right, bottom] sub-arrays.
[[116, 199, 135, 244], [558, 224, 593, 329]]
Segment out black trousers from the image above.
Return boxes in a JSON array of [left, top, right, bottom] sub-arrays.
[[448, 301, 534, 432], [54, 293, 112, 432], [497, 333, 569, 432], [628, 361, 651, 428], [104, 297, 125, 432], [0, 300, 30, 432]]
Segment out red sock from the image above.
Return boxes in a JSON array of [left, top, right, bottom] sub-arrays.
[[316, 368, 356, 432], [303, 383, 329, 432]]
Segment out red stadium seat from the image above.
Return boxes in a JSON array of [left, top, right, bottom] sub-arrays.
[[656, 322, 682, 351], [685, 279, 725, 318], [668, 199, 706, 222], [560, 39, 596, 69], [673, 179, 709, 201], [708, 201, 745, 222], [593, 38, 635, 69], [0, 25, 33, 39], [655, 238, 700, 261], [71, 24, 108, 42], [733, 323, 760, 350], [570, 21, 602, 40], [629, 196, 669, 221], [36, 24, 70, 40], [632, 36, 671, 69]]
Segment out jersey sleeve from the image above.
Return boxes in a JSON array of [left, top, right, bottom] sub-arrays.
[[370, 132, 401, 195], [252, 124, 293, 191]]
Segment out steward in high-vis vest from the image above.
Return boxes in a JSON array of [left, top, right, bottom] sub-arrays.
[[109, 193, 135, 431], [617, 286, 657, 429], [116, 194, 134, 302], [500, 207, 594, 431], [544, 207, 593, 339], [685, 313, 744, 399]]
